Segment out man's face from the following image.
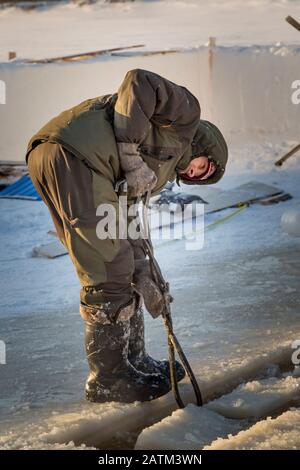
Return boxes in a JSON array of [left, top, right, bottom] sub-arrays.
[[179, 156, 216, 180]]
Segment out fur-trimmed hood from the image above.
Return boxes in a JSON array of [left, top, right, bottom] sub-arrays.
[[177, 120, 228, 185]]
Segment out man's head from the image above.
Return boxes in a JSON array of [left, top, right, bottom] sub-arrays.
[[177, 120, 228, 185]]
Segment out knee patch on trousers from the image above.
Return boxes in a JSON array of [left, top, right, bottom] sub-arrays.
[[80, 294, 136, 325]]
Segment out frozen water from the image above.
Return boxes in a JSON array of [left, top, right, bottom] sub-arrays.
[[0, 401, 134, 450], [0, 0, 300, 450], [207, 375, 300, 419], [135, 373, 300, 449], [1, 0, 300, 62], [1, 158, 300, 448], [135, 404, 242, 450], [205, 408, 300, 450]]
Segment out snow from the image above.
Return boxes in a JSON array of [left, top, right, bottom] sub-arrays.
[[207, 374, 300, 419], [1, 2, 300, 162], [1, 46, 299, 162], [0, 0, 300, 451], [0, 0, 300, 62], [135, 404, 242, 450], [0, 400, 135, 450], [0, 344, 295, 450], [205, 408, 300, 450], [1, 155, 300, 448], [135, 373, 300, 449]]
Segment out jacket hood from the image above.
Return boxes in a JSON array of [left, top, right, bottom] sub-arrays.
[[177, 120, 228, 185]]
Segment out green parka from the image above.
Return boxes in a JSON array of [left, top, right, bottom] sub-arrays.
[[26, 69, 228, 196]]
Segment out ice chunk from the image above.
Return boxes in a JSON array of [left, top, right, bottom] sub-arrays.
[[281, 209, 300, 237], [205, 408, 300, 450], [207, 375, 300, 419], [0, 426, 96, 450], [135, 404, 241, 450]]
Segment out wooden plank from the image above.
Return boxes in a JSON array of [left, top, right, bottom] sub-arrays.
[[25, 44, 144, 64], [32, 241, 67, 259], [111, 49, 180, 58]]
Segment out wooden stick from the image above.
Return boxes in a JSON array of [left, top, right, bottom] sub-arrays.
[[8, 51, 17, 60], [111, 49, 180, 57], [25, 44, 144, 64], [208, 37, 216, 73], [286, 15, 300, 32], [275, 143, 300, 167]]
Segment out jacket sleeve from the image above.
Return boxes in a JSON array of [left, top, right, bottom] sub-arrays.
[[114, 69, 201, 147]]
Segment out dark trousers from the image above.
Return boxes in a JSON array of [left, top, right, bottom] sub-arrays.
[[28, 141, 134, 307]]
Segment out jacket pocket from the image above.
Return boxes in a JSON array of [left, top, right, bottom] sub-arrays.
[[139, 145, 180, 162], [140, 153, 178, 194]]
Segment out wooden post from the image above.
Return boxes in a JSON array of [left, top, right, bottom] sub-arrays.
[[208, 37, 216, 72], [208, 37, 216, 121], [8, 52, 16, 61]]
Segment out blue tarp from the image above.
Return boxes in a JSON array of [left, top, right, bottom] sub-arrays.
[[0, 175, 41, 201]]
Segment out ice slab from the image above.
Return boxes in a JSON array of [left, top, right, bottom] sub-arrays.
[[30, 181, 284, 258], [32, 240, 68, 259], [204, 181, 282, 214], [0, 344, 294, 449], [205, 408, 300, 450], [207, 375, 300, 419], [0, 401, 133, 450], [136, 374, 300, 450], [150, 181, 284, 227], [135, 404, 241, 450], [281, 209, 300, 237]]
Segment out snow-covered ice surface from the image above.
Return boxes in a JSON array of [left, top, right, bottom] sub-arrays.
[[1, 0, 300, 62], [205, 408, 300, 450], [207, 374, 300, 419], [0, 137, 300, 449], [281, 209, 300, 237], [135, 373, 300, 449], [135, 404, 242, 450], [0, 0, 300, 451]]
